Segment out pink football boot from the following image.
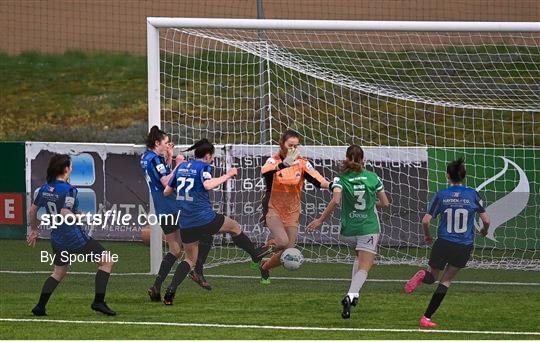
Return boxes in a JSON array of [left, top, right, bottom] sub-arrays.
[[419, 315, 438, 327], [404, 270, 426, 294]]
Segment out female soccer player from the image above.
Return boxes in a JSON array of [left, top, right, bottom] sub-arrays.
[[259, 130, 330, 284], [28, 154, 116, 316], [141, 126, 214, 300], [308, 145, 389, 319], [161, 139, 270, 305], [404, 158, 490, 327]]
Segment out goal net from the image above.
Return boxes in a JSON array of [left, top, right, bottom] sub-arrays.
[[148, 18, 539, 271]]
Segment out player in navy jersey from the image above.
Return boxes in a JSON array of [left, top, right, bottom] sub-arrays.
[[404, 158, 490, 327], [141, 126, 214, 301], [161, 139, 271, 305], [27, 154, 116, 316]]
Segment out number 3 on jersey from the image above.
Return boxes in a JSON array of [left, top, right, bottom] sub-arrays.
[[444, 208, 468, 233], [353, 190, 366, 210], [176, 176, 194, 201]]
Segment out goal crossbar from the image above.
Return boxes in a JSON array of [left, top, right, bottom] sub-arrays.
[[147, 17, 540, 32]]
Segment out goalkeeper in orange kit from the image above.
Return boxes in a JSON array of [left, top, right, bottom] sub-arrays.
[[257, 130, 330, 284]]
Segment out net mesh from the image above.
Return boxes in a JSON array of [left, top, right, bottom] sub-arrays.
[[158, 26, 539, 270]]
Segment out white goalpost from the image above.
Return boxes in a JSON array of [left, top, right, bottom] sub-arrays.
[[147, 18, 540, 273]]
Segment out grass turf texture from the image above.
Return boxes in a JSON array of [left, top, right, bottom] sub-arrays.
[[1, 49, 538, 145], [1, 239, 539, 339]]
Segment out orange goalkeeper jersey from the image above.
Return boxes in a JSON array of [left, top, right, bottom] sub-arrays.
[[260, 153, 327, 224]]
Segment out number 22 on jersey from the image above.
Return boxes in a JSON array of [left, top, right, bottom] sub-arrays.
[[176, 176, 194, 201]]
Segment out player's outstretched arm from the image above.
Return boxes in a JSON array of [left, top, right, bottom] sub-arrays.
[[308, 187, 342, 230], [479, 212, 490, 237], [304, 165, 330, 188], [203, 168, 237, 190]]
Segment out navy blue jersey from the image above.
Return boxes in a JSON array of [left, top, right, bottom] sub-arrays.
[[141, 150, 171, 192], [140, 150, 181, 217], [168, 159, 215, 229], [33, 180, 90, 250], [427, 185, 485, 245]]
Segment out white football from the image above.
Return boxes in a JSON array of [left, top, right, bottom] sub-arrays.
[[280, 248, 304, 271]]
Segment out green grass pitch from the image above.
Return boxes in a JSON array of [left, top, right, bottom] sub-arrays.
[[0, 239, 539, 339]]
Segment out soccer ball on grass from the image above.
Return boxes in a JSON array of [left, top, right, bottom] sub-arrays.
[[280, 248, 304, 271]]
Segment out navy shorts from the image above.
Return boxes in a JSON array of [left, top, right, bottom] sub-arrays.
[[429, 238, 473, 270], [52, 239, 106, 266], [181, 214, 225, 244]]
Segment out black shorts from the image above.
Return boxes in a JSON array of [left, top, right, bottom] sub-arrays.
[[181, 214, 225, 244], [52, 239, 106, 266], [160, 214, 179, 235], [429, 238, 473, 270]]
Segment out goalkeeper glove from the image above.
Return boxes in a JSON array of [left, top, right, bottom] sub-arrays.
[[282, 148, 299, 167]]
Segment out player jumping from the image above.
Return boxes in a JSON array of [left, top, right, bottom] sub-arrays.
[[161, 138, 271, 304], [142, 126, 214, 300], [259, 130, 330, 284], [28, 154, 116, 316], [308, 145, 389, 319], [404, 157, 490, 327]]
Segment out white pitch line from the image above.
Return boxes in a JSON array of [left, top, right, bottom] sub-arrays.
[[1, 270, 539, 286], [205, 274, 540, 286], [0, 318, 538, 336]]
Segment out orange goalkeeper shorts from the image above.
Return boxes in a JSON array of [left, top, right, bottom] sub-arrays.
[[265, 207, 300, 228]]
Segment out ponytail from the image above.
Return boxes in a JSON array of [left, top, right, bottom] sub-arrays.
[[185, 138, 215, 159], [46, 154, 71, 184], [342, 145, 364, 173], [145, 125, 168, 148]]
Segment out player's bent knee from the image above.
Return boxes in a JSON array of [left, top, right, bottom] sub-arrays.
[[168, 244, 182, 257], [98, 259, 114, 271], [52, 269, 67, 281], [226, 223, 241, 236], [184, 257, 197, 268], [275, 238, 289, 249]]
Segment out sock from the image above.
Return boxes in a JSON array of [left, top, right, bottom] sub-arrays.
[[94, 270, 111, 303], [153, 252, 177, 289], [351, 260, 359, 278], [231, 232, 258, 261], [167, 260, 191, 293], [194, 235, 212, 275], [262, 252, 282, 271], [37, 276, 60, 308], [347, 292, 359, 301], [347, 269, 368, 299], [424, 284, 448, 318], [422, 270, 436, 284]]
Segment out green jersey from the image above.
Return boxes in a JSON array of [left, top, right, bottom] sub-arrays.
[[332, 169, 384, 236]]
